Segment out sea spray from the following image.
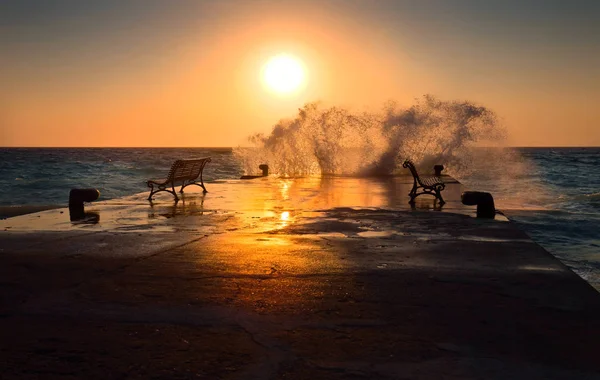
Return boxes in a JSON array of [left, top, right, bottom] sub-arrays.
[[233, 95, 558, 209], [235, 95, 507, 177]]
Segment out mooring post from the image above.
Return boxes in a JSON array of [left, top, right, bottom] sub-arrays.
[[69, 188, 100, 221], [461, 191, 496, 219], [259, 164, 269, 176]]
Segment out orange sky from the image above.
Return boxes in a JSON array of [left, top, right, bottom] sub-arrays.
[[1, 0, 599, 147]]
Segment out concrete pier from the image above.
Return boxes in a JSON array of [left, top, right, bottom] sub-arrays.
[[1, 176, 599, 379]]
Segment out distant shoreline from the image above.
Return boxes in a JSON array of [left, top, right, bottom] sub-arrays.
[[0, 205, 64, 219]]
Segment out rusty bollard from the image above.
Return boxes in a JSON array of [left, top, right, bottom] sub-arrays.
[[461, 191, 495, 219], [259, 164, 269, 176], [69, 188, 100, 221]]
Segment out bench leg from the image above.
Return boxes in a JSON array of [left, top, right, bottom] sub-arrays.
[[147, 184, 179, 202], [410, 188, 446, 206], [408, 181, 418, 204], [180, 181, 208, 194], [171, 184, 179, 201], [436, 190, 445, 205]]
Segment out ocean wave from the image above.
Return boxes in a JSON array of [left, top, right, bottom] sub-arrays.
[[583, 192, 600, 199], [235, 95, 507, 177], [558, 192, 600, 211]]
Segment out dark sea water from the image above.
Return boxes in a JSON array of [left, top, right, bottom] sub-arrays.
[[0, 148, 243, 207], [460, 147, 600, 289], [1, 147, 599, 289]]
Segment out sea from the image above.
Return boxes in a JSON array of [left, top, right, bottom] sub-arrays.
[[0, 147, 599, 290]]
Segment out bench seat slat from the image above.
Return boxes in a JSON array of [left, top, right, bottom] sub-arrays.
[[421, 177, 443, 187]]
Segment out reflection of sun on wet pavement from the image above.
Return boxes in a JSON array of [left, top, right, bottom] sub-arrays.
[[279, 180, 292, 200], [0, 175, 474, 233], [279, 211, 291, 229], [189, 226, 355, 313]]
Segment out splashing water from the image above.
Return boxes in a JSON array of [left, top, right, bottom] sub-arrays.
[[235, 95, 509, 177]]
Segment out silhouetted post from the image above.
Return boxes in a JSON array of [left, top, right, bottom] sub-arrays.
[[461, 191, 495, 219], [434, 165, 444, 176], [69, 188, 100, 221], [259, 164, 269, 176]]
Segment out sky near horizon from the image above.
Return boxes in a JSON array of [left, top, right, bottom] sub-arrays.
[[1, 0, 599, 147]]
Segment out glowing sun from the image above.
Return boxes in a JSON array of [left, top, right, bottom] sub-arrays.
[[262, 54, 305, 94]]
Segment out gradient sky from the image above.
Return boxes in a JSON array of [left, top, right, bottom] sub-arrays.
[[1, 0, 599, 147]]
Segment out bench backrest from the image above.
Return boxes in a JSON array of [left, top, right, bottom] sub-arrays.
[[167, 158, 211, 182], [402, 159, 421, 180]]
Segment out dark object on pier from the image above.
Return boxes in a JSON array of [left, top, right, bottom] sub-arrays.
[[259, 164, 269, 176], [403, 159, 446, 205], [241, 164, 270, 179], [434, 165, 444, 176], [461, 191, 496, 219], [69, 188, 100, 221], [147, 157, 211, 202]]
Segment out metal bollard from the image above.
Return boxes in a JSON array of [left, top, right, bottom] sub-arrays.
[[69, 188, 100, 221], [259, 164, 269, 176], [461, 191, 495, 219], [241, 164, 269, 179]]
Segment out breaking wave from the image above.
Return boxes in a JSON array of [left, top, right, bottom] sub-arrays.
[[235, 95, 513, 178]]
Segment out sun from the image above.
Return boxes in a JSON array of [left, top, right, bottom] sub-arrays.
[[262, 54, 305, 94]]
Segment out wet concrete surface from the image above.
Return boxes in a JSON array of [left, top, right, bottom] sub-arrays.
[[1, 176, 600, 379]]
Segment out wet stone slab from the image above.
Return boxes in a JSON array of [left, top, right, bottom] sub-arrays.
[[1, 177, 599, 379]]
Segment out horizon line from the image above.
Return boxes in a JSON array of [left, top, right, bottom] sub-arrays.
[[1, 146, 599, 149]]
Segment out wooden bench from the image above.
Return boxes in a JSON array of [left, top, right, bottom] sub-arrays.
[[147, 158, 211, 201], [402, 159, 446, 205]]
